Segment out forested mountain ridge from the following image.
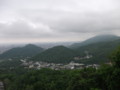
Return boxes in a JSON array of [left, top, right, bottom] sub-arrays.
[[30, 46, 79, 63], [71, 35, 120, 48], [29, 35, 120, 64], [0, 35, 120, 64], [0, 36, 120, 90], [0, 44, 44, 59], [75, 39, 120, 64], [1, 46, 120, 90]]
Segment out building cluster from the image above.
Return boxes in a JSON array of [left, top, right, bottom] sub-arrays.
[[74, 51, 93, 60], [74, 55, 92, 60], [20, 60, 100, 70]]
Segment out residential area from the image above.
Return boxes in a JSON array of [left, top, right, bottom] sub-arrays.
[[21, 59, 100, 70]]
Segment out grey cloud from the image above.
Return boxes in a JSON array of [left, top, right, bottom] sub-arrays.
[[0, 20, 57, 39], [0, 0, 120, 43], [48, 11, 120, 34], [19, 7, 120, 34]]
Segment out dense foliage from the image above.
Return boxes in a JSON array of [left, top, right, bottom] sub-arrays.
[[75, 39, 120, 64], [0, 64, 119, 90], [0, 35, 120, 64], [0, 59, 22, 69], [0, 44, 44, 59], [29, 35, 120, 64], [31, 46, 78, 63], [71, 35, 119, 48], [0, 36, 120, 90], [0, 46, 119, 90]]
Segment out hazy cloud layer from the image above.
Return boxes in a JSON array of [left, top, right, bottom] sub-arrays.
[[0, 0, 120, 43]]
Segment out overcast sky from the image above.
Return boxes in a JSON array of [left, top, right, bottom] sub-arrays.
[[0, 0, 120, 43]]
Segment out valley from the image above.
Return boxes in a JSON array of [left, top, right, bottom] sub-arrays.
[[0, 34, 119, 90]]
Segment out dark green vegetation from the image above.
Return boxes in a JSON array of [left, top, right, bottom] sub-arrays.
[[0, 59, 22, 69], [31, 46, 78, 63], [0, 44, 44, 59], [75, 39, 120, 64], [0, 35, 120, 90], [29, 35, 120, 64], [71, 34, 119, 48], [0, 46, 120, 90], [0, 35, 120, 64]]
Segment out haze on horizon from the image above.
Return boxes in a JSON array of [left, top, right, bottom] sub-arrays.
[[0, 0, 120, 44]]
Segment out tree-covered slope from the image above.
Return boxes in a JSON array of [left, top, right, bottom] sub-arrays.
[[30, 38, 120, 64], [71, 35, 119, 48], [30, 46, 78, 63], [75, 39, 120, 64], [0, 44, 44, 59], [1, 46, 120, 90]]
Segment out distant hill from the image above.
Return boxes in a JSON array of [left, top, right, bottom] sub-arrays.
[[30, 46, 78, 63], [75, 39, 120, 64], [1, 34, 120, 64], [71, 35, 120, 48], [0, 44, 44, 59], [30, 35, 120, 64]]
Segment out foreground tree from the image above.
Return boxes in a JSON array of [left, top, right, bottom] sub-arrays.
[[110, 46, 120, 68], [107, 46, 120, 90]]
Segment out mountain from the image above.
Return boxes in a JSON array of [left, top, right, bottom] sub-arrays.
[[0, 44, 44, 59], [71, 35, 120, 48], [30, 35, 120, 64], [30, 46, 78, 63], [75, 39, 120, 64]]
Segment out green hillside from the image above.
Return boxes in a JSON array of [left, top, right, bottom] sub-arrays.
[[30, 35, 120, 64], [75, 39, 120, 64], [30, 46, 78, 63], [1, 47, 120, 90], [71, 35, 119, 48], [0, 44, 44, 59]]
